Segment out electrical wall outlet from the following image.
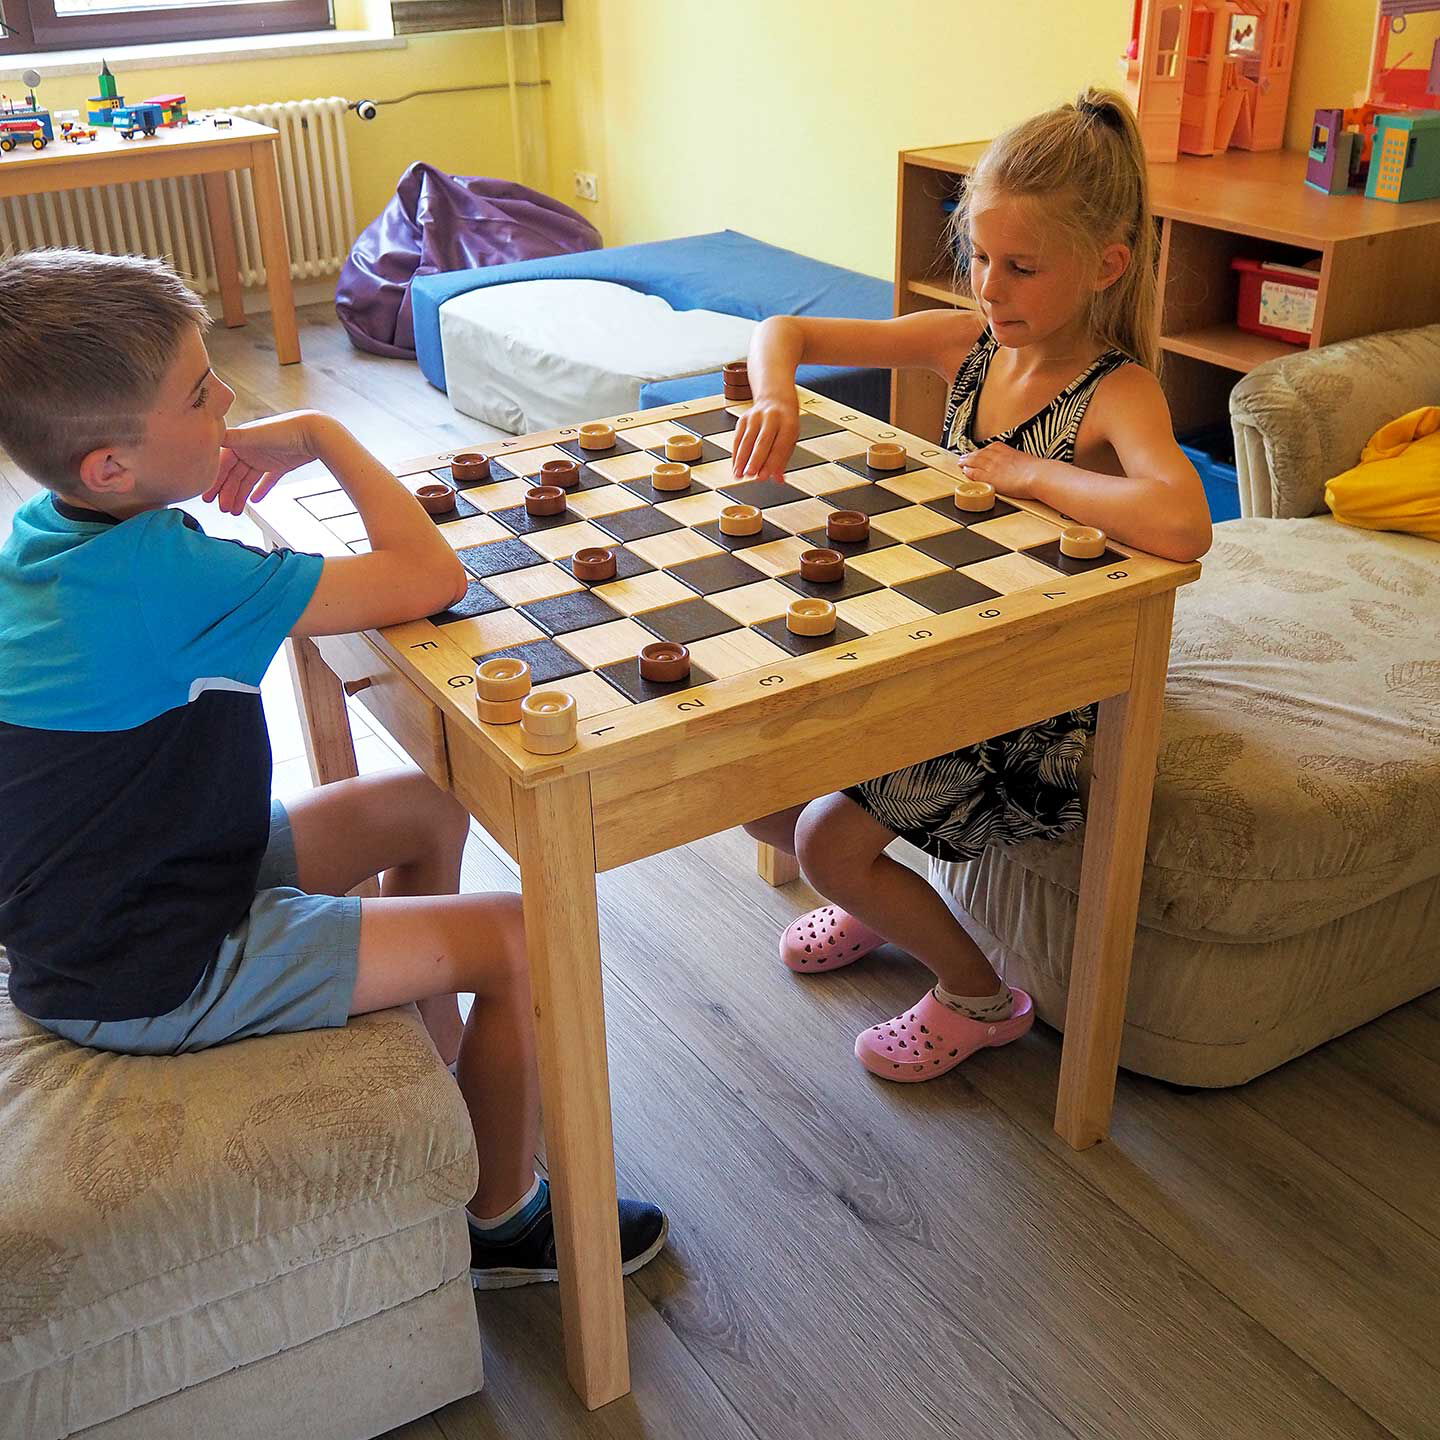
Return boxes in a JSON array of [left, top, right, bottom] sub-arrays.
[[573, 171, 599, 203]]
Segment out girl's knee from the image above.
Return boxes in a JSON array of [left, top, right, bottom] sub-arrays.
[[795, 794, 880, 891]]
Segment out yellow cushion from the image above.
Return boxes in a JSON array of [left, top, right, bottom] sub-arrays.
[[1325, 405, 1440, 542]]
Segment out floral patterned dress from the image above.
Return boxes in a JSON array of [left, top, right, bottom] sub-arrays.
[[844, 331, 1132, 863]]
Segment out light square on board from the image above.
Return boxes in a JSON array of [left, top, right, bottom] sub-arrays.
[[688, 628, 791, 678], [483, 563, 584, 608], [617, 420, 683, 449], [523, 520, 614, 561], [655, 490, 732, 527], [967, 509, 1063, 551], [878, 468, 956, 504], [347, 539, 371, 554], [586, 452, 658, 484], [592, 570, 696, 615], [871, 505, 963, 544], [300, 489, 357, 521], [849, 545, 949, 587], [801, 429, 867, 462], [438, 515, 511, 549], [566, 485, 650, 521], [959, 552, 1064, 596], [556, 616, 655, 669], [835, 589, 936, 634], [706, 578, 795, 625], [462, 478, 534, 513], [554, 669, 635, 720], [735, 536, 809, 577], [763, 497, 840, 536], [444, 609, 544, 657], [498, 444, 579, 478], [786, 462, 866, 498], [328, 512, 369, 544], [627, 528, 723, 569], [688, 458, 735, 487]]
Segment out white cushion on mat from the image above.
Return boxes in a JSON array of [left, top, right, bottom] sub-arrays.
[[439, 279, 756, 434]]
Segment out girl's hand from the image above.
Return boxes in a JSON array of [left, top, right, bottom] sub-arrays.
[[954, 441, 1042, 499], [731, 395, 800, 482], [205, 412, 332, 515]]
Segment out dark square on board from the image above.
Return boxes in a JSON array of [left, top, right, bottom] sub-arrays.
[[557, 546, 654, 586], [622, 476, 699, 504], [922, 493, 1020, 524], [554, 435, 640, 462], [635, 597, 742, 646], [491, 503, 582, 536], [822, 484, 913, 517], [910, 528, 1012, 569], [895, 570, 1003, 614], [591, 507, 684, 543], [470, 637, 585, 686], [837, 453, 929, 481], [668, 551, 773, 596], [693, 517, 790, 552], [753, 614, 865, 657], [1022, 539, 1127, 575], [430, 580, 506, 624], [518, 589, 625, 637], [796, 525, 899, 558], [717, 478, 812, 509], [673, 408, 738, 437], [644, 438, 730, 467], [456, 536, 545, 579], [795, 412, 844, 440], [425, 491, 482, 524], [779, 568, 885, 603], [596, 655, 718, 706], [433, 458, 517, 490]]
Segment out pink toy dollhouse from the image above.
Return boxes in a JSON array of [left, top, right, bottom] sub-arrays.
[[1122, 0, 1302, 162]]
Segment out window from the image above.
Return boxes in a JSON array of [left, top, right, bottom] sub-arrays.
[[0, 0, 332, 55], [389, 0, 559, 35]]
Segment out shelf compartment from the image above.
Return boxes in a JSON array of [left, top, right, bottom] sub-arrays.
[[1160, 324, 1301, 372], [906, 278, 977, 308]]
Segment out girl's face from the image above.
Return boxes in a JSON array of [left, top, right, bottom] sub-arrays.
[[967, 193, 1118, 352]]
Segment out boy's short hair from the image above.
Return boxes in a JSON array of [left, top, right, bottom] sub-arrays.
[[0, 248, 210, 492]]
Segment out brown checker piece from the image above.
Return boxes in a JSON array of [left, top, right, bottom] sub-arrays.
[[317, 397, 1115, 728]]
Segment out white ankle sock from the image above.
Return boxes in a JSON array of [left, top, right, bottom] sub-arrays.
[[469, 1174, 542, 1231], [934, 982, 1015, 1022]]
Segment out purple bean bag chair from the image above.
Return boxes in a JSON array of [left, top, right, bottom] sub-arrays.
[[336, 164, 602, 359]]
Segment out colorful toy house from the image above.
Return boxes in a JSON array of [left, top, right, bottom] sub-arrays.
[[1122, 0, 1302, 161], [1366, 1, 1440, 117], [87, 59, 123, 127], [145, 93, 188, 127], [1366, 110, 1440, 200]]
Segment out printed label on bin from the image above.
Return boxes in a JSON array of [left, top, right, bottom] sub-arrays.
[[1259, 280, 1316, 336]]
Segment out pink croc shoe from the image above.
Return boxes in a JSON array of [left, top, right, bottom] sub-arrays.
[[854, 987, 1034, 1082], [780, 905, 885, 973]]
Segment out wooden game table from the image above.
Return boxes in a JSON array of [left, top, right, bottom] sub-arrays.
[[0, 115, 299, 365], [253, 391, 1199, 1409]]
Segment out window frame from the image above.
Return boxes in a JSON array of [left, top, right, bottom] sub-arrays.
[[0, 0, 332, 57]]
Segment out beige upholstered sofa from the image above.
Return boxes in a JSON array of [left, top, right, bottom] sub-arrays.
[[0, 953, 484, 1439], [933, 325, 1440, 1087]]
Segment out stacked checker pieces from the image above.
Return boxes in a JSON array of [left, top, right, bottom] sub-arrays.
[[299, 385, 1126, 754]]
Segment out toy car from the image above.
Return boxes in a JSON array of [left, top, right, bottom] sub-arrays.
[[0, 121, 48, 152]]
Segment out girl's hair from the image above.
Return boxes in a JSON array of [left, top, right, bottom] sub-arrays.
[[952, 87, 1158, 372]]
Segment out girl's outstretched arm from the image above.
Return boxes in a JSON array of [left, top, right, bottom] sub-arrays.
[[956, 365, 1212, 563]]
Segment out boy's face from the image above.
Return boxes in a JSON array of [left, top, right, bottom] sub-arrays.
[[967, 194, 1125, 353], [90, 324, 235, 514]]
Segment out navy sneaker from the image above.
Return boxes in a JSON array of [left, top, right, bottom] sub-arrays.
[[468, 1184, 669, 1291]]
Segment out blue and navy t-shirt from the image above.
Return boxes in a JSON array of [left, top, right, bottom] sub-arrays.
[[0, 494, 323, 1021]]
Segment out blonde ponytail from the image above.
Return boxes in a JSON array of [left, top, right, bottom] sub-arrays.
[[952, 87, 1158, 372]]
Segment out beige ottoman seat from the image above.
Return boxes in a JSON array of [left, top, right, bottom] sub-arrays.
[[932, 326, 1440, 1087], [0, 957, 483, 1440]]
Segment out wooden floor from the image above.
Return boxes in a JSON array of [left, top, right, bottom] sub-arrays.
[[5, 308, 1439, 1440]]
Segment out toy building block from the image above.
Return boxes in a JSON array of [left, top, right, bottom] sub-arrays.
[[144, 93, 189, 126], [638, 641, 690, 683], [799, 547, 845, 582], [1060, 525, 1107, 559], [954, 479, 996, 512], [665, 432, 703, 462], [650, 461, 692, 492], [787, 597, 837, 636], [719, 503, 763, 535], [520, 690, 578, 754], [1306, 107, 1364, 193], [450, 452, 490, 482], [579, 422, 615, 450], [477, 656, 531, 724]]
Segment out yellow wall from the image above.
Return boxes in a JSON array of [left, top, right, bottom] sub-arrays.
[[31, 33, 524, 227], [544, 0, 1407, 282]]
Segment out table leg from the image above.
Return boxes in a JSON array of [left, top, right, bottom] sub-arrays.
[[514, 774, 629, 1409], [1055, 591, 1175, 1149], [756, 841, 800, 887], [200, 170, 245, 330], [249, 140, 301, 365]]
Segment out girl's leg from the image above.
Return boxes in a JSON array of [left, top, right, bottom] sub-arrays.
[[794, 792, 1001, 997], [286, 768, 469, 1062], [742, 802, 807, 855]]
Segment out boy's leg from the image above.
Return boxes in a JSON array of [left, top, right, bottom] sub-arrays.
[[286, 768, 470, 1061], [794, 793, 1001, 997]]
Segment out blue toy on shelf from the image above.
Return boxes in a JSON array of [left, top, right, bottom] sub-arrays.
[[109, 103, 165, 139]]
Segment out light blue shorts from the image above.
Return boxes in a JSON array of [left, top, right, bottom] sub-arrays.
[[40, 801, 362, 1056]]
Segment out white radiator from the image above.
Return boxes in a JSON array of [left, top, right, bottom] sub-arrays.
[[0, 98, 356, 293]]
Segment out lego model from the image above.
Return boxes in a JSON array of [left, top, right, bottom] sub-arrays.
[[1122, 0, 1303, 162], [145, 94, 189, 127], [87, 58, 123, 128], [110, 103, 166, 140]]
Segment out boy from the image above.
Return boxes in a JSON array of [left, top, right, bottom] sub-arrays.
[[0, 249, 666, 1288]]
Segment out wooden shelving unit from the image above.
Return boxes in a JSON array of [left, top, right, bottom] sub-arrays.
[[893, 141, 1440, 439]]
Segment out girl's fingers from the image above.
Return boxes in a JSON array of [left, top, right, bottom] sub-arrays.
[[746, 417, 779, 477], [732, 414, 757, 477]]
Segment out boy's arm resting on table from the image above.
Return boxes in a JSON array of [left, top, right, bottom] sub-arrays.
[[737, 310, 985, 480], [1019, 366, 1213, 564], [290, 420, 468, 638]]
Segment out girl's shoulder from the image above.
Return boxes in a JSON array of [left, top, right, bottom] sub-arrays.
[[1083, 357, 1172, 438]]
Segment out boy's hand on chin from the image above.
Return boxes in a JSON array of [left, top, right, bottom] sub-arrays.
[[205, 412, 334, 515]]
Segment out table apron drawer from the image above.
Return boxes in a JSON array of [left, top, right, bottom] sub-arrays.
[[312, 632, 450, 789]]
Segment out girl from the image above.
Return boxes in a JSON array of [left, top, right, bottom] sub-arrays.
[[731, 88, 1211, 1083]]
